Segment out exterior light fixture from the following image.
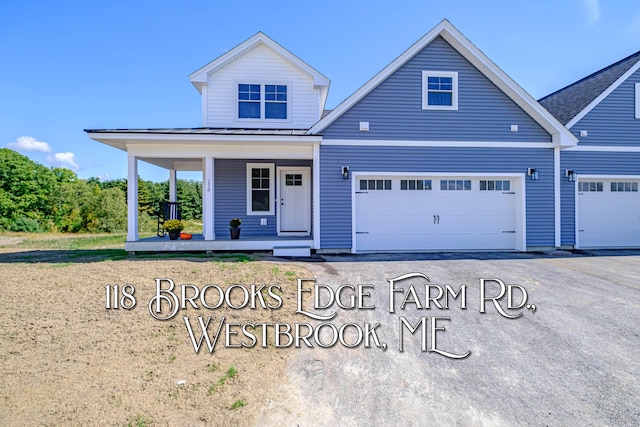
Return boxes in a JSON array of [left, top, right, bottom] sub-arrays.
[[566, 170, 577, 182], [341, 166, 350, 180], [527, 168, 539, 181]]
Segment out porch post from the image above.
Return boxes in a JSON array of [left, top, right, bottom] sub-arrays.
[[169, 169, 177, 203], [313, 143, 320, 250], [203, 156, 215, 240], [127, 154, 139, 241]]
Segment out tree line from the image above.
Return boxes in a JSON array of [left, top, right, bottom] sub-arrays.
[[0, 148, 202, 233]]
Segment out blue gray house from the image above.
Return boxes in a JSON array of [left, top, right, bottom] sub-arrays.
[[92, 19, 640, 254], [539, 50, 640, 249]]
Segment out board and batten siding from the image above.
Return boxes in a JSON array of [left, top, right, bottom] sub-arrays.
[[205, 44, 320, 129], [214, 159, 312, 238], [322, 37, 551, 142], [568, 69, 640, 145], [560, 151, 640, 245], [320, 145, 555, 250]]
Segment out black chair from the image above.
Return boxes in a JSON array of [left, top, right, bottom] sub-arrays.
[[157, 202, 182, 237]]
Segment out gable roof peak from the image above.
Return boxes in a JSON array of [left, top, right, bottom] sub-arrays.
[[189, 31, 330, 93], [309, 19, 577, 147]]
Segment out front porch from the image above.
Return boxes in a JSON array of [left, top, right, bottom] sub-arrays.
[[126, 233, 313, 254]]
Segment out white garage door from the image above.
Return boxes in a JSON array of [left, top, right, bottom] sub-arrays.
[[354, 175, 521, 251], [577, 178, 640, 248]]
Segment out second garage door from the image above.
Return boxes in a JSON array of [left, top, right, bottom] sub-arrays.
[[577, 178, 640, 248], [354, 175, 523, 252]]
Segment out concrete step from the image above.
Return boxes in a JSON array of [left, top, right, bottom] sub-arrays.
[[273, 246, 311, 257]]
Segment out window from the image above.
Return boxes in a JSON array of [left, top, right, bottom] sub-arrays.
[[265, 85, 287, 119], [238, 84, 261, 118], [480, 180, 511, 191], [422, 71, 458, 110], [359, 179, 392, 190], [285, 173, 302, 186], [611, 182, 638, 192], [238, 84, 288, 120], [440, 180, 471, 191], [578, 182, 603, 192], [400, 179, 432, 190], [246, 163, 275, 215]]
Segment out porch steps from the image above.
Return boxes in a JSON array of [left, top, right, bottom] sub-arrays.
[[273, 246, 311, 257]]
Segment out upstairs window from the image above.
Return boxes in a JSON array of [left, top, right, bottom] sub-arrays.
[[238, 84, 288, 120], [422, 71, 458, 110], [238, 84, 261, 118], [265, 85, 287, 119]]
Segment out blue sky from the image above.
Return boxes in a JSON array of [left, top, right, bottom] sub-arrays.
[[1, 0, 639, 182]]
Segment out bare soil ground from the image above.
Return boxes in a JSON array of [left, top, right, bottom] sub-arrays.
[[0, 247, 312, 426]]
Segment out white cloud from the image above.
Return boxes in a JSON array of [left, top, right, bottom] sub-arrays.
[[46, 152, 79, 170], [584, 0, 600, 24], [7, 135, 52, 153]]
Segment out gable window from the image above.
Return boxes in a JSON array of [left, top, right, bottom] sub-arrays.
[[238, 84, 261, 118], [246, 163, 275, 215], [422, 71, 458, 110], [238, 84, 288, 120], [265, 85, 287, 119]]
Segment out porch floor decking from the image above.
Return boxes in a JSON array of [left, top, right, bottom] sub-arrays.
[[125, 234, 313, 252]]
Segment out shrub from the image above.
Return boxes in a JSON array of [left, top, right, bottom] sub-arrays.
[[9, 217, 42, 232]]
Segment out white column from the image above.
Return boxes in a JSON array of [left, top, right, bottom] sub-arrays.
[[203, 156, 215, 240], [127, 154, 139, 241], [312, 143, 321, 250], [554, 147, 561, 248], [169, 169, 177, 203]]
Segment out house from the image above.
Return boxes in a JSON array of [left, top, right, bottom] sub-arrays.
[[87, 20, 585, 254], [539, 51, 640, 249]]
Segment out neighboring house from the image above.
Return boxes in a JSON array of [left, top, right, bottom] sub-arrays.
[[87, 19, 587, 254], [539, 50, 640, 249]]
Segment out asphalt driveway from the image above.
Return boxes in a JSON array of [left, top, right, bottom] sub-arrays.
[[262, 251, 640, 426]]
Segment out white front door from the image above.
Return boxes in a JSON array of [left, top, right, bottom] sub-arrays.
[[278, 167, 311, 235]]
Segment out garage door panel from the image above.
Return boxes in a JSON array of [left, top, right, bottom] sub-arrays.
[[578, 178, 640, 248], [355, 175, 519, 251]]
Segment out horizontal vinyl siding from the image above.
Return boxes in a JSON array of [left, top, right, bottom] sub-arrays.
[[560, 150, 640, 245], [320, 145, 554, 249], [214, 159, 312, 237], [570, 69, 640, 145], [322, 37, 551, 142], [206, 44, 319, 129]]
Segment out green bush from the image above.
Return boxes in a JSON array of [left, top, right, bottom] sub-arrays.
[[10, 217, 42, 232]]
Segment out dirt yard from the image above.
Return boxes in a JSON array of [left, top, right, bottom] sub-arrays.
[[0, 248, 313, 426]]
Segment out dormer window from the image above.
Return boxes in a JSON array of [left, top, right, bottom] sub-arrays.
[[238, 84, 288, 120], [422, 71, 458, 110]]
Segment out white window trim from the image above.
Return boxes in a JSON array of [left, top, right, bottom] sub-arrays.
[[246, 163, 275, 215], [635, 83, 640, 119], [422, 71, 458, 111], [236, 82, 292, 123]]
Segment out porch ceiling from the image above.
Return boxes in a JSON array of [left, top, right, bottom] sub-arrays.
[[138, 157, 202, 170]]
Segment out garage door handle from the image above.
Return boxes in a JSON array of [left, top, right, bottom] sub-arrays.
[[355, 191, 368, 194], [356, 231, 369, 234], [502, 230, 516, 233], [433, 215, 440, 224]]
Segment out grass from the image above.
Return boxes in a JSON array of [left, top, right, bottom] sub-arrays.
[[127, 414, 151, 427], [208, 365, 238, 395], [229, 399, 246, 410], [0, 231, 264, 263]]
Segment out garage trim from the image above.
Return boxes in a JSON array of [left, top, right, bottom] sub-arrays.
[[351, 171, 527, 253], [574, 174, 640, 249]]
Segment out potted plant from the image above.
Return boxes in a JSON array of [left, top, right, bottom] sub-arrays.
[[164, 219, 184, 240], [229, 218, 242, 239]]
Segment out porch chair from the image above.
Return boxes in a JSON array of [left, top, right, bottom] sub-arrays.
[[157, 201, 182, 237]]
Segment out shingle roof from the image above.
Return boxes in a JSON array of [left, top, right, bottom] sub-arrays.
[[538, 50, 640, 125]]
